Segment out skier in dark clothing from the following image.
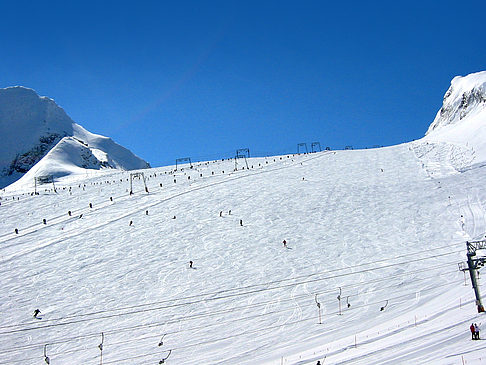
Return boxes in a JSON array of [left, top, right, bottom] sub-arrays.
[[470, 323, 476, 340], [283, 240, 287, 248], [189, 261, 193, 268], [33, 309, 41, 318]]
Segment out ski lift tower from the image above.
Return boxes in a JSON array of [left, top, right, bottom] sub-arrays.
[[34, 175, 56, 194], [234, 148, 250, 170], [311, 142, 321, 153], [129, 172, 149, 194], [175, 157, 193, 171], [459, 240, 486, 313], [297, 143, 308, 154]]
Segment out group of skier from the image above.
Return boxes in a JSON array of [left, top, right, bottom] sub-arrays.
[[470, 323, 481, 340]]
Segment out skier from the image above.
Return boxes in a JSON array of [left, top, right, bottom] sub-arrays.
[[283, 240, 287, 248], [189, 261, 193, 268], [475, 323, 480, 340], [460, 215, 466, 230], [33, 309, 41, 319], [470, 323, 476, 340], [240, 219, 243, 226], [316, 361, 321, 365]]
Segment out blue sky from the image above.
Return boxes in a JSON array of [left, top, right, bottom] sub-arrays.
[[1, 0, 485, 166]]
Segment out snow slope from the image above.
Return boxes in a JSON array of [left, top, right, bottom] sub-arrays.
[[0, 73, 486, 365], [418, 71, 486, 173], [0, 86, 150, 189]]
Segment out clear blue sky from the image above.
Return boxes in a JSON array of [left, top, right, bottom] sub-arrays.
[[1, 0, 485, 166]]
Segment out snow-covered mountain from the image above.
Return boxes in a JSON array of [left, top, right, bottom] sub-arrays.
[[427, 71, 486, 134], [0, 86, 150, 189], [1, 72, 486, 365], [417, 71, 486, 173]]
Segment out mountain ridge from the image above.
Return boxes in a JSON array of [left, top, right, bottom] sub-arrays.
[[0, 86, 150, 188]]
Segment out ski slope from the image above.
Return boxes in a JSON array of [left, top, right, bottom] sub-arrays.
[[1, 141, 486, 364]]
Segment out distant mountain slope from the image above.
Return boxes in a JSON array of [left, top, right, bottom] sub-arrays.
[[0, 86, 150, 188], [421, 72, 486, 168], [427, 71, 486, 134], [410, 71, 486, 176]]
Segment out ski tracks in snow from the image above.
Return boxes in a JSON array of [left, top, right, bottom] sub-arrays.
[[0, 152, 332, 265], [463, 188, 486, 239]]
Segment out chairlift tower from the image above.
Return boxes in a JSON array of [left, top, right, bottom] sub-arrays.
[[175, 157, 192, 170], [234, 148, 250, 170], [297, 143, 308, 154], [459, 240, 486, 313]]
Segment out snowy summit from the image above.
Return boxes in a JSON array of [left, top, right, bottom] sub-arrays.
[[0, 86, 150, 189], [422, 71, 486, 169], [427, 71, 486, 134]]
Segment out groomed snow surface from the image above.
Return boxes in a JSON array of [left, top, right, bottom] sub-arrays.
[[1, 143, 486, 364]]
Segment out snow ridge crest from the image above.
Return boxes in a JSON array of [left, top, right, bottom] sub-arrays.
[[426, 71, 486, 135]]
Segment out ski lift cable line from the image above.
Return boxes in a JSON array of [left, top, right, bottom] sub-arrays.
[[2, 274, 462, 362], [0, 152, 330, 256], [88, 288, 464, 365], [0, 254, 462, 336], [0, 258, 464, 335], [118, 282, 474, 360], [1, 267, 461, 356], [1, 272, 463, 362], [0, 151, 312, 236], [0, 306, 297, 361], [16, 285, 473, 365], [41, 150, 315, 215], [161, 288, 457, 353], [67, 278, 470, 351], [0, 267, 461, 358], [0, 244, 464, 333], [99, 288, 467, 360], [14, 291, 415, 365], [0, 277, 465, 362]]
